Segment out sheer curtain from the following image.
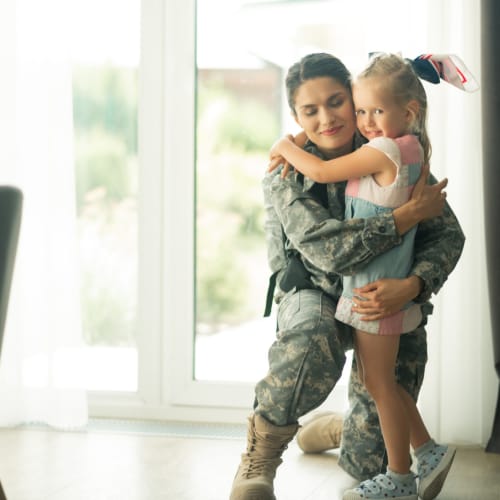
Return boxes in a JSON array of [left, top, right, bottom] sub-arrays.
[[0, 0, 87, 428], [416, 0, 496, 446], [0, 0, 495, 440], [313, 0, 493, 446]]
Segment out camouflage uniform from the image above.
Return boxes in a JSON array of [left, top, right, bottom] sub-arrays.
[[255, 142, 465, 480]]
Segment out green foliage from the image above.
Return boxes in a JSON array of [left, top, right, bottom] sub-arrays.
[[81, 276, 136, 346], [73, 65, 138, 153], [73, 65, 138, 214], [194, 79, 278, 327], [197, 81, 279, 153], [74, 128, 137, 211], [73, 65, 139, 346], [214, 98, 279, 152], [196, 245, 247, 326], [73, 65, 276, 342], [78, 194, 138, 346], [195, 149, 268, 327]]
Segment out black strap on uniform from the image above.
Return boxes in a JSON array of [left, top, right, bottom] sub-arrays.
[[263, 173, 328, 317], [263, 270, 278, 317]]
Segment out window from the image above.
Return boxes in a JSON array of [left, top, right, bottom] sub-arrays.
[[87, 0, 435, 422], [71, 0, 141, 392]]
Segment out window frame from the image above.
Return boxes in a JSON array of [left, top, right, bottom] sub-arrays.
[[89, 0, 257, 423]]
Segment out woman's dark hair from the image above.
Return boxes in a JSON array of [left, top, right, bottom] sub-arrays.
[[285, 53, 352, 114]]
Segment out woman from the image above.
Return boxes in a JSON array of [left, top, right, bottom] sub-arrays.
[[229, 53, 464, 500]]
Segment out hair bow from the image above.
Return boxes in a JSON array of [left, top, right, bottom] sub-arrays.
[[410, 54, 479, 92]]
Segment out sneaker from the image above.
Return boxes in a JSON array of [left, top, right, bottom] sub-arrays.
[[416, 442, 456, 500], [343, 471, 417, 500], [296, 411, 343, 453]]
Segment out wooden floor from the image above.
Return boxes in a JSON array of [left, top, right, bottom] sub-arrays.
[[0, 424, 499, 500]]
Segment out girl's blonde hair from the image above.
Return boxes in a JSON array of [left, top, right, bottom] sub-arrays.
[[358, 53, 431, 166]]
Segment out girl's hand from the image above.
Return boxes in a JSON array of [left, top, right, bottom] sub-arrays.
[[268, 154, 289, 175], [268, 134, 295, 177], [351, 276, 423, 320]]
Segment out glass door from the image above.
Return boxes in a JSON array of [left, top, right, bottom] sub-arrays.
[[79, 0, 434, 419], [188, 0, 431, 413], [70, 0, 141, 392], [194, 0, 281, 384]]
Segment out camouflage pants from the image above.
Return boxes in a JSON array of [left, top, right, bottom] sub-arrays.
[[254, 287, 427, 480]]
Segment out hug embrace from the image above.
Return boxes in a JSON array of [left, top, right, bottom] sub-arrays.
[[230, 51, 477, 500]]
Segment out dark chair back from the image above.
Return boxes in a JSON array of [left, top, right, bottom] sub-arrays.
[[0, 186, 23, 357], [0, 186, 22, 499]]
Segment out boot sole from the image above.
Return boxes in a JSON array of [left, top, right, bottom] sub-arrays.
[[230, 487, 275, 500]]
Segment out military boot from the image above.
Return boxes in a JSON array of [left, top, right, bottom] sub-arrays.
[[296, 411, 343, 453], [229, 413, 298, 500]]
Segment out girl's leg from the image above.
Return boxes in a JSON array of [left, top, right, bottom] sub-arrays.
[[339, 328, 428, 480], [355, 329, 410, 474], [396, 386, 457, 499], [396, 385, 431, 449]]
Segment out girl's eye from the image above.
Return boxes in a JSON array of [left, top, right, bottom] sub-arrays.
[[374, 109, 384, 114], [355, 110, 365, 116]]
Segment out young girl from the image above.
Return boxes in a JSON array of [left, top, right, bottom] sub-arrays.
[[269, 53, 474, 500]]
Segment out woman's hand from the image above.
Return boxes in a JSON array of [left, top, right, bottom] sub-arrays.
[[351, 276, 423, 320], [393, 164, 448, 235], [410, 164, 449, 220]]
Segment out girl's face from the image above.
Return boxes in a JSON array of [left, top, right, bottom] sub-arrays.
[[353, 77, 413, 140], [293, 77, 356, 159]]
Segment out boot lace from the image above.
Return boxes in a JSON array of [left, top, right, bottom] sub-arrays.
[[240, 431, 287, 479], [240, 455, 282, 479]]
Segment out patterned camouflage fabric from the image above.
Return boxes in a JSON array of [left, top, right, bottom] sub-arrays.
[[255, 141, 465, 480]]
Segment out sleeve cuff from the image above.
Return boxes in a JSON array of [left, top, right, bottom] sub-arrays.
[[361, 212, 401, 254], [411, 267, 444, 303]]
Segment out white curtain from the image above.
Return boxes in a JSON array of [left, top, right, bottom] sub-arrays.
[[0, 0, 495, 442], [316, 0, 495, 446], [0, 0, 87, 428], [416, 0, 496, 446], [286, 0, 494, 446]]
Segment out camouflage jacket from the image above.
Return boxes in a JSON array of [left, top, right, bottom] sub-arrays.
[[263, 141, 466, 311]]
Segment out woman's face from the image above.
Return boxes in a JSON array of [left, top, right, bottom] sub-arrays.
[[292, 76, 356, 159]]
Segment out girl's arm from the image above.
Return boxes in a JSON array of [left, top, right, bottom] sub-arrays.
[[269, 164, 447, 276], [269, 135, 395, 184], [268, 132, 307, 178]]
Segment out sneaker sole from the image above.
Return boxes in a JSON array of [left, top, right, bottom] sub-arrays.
[[343, 493, 417, 500], [418, 446, 456, 500]]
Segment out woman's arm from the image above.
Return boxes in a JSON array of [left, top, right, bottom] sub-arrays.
[[408, 189, 465, 302], [269, 164, 447, 276], [350, 195, 464, 319], [270, 135, 394, 184], [392, 164, 448, 234], [262, 171, 288, 276]]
